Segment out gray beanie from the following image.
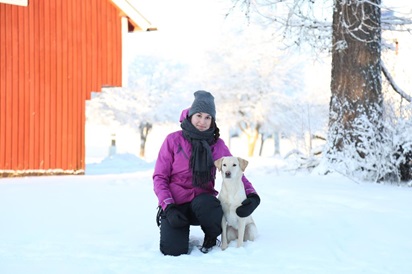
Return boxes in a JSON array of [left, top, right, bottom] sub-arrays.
[[188, 90, 216, 119]]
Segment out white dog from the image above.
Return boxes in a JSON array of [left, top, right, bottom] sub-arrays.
[[215, 156, 257, 250]]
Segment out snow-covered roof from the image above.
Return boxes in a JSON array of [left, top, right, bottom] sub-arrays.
[[110, 0, 157, 32]]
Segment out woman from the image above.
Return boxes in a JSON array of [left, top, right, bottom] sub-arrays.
[[153, 90, 260, 256]]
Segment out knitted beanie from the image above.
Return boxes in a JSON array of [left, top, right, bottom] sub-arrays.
[[188, 90, 216, 119]]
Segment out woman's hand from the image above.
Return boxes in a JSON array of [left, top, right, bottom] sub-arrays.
[[165, 204, 190, 227], [236, 193, 261, 218]]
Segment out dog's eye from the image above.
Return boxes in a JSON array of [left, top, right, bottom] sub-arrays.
[[223, 164, 226, 167], [233, 164, 237, 167]]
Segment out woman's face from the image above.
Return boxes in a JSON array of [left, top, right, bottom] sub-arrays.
[[191, 112, 212, 131]]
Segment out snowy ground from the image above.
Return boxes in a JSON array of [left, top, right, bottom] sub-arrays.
[[1, 151, 412, 274]]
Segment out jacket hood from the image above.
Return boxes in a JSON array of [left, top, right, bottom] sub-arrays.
[[180, 108, 190, 122]]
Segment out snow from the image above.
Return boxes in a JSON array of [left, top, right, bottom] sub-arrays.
[[1, 132, 412, 274]]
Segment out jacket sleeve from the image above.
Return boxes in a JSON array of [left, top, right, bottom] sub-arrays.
[[153, 135, 175, 210], [213, 138, 257, 196]]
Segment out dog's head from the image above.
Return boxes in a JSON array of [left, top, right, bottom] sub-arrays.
[[214, 156, 248, 180]]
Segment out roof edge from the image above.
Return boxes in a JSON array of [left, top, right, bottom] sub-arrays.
[[110, 0, 157, 32]]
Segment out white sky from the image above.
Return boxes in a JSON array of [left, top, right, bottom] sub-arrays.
[[125, 0, 241, 62]]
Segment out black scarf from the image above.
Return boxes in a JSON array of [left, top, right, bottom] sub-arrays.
[[181, 118, 216, 188]]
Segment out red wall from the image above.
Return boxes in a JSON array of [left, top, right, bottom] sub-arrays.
[[0, 0, 122, 176]]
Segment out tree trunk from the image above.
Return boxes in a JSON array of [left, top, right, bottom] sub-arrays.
[[247, 129, 260, 157], [139, 122, 152, 158], [328, 0, 383, 176], [273, 132, 280, 156], [239, 122, 261, 157], [259, 133, 269, 156]]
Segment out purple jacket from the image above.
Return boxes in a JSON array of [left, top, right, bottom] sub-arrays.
[[153, 109, 257, 210]]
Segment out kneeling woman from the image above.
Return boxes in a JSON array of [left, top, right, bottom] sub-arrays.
[[153, 90, 260, 256]]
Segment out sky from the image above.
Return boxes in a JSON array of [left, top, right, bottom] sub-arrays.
[[125, 0, 246, 62], [1, 123, 412, 274]]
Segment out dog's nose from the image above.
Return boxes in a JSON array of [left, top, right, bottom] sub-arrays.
[[225, 171, 231, 178]]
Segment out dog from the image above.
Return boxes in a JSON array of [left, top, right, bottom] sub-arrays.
[[215, 156, 257, 250]]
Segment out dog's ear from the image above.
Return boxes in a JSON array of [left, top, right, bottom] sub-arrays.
[[214, 157, 223, 171], [238, 157, 249, 172]]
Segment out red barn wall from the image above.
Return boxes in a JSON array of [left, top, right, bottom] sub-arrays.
[[0, 0, 122, 176]]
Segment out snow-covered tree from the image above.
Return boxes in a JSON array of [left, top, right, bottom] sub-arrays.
[[199, 23, 310, 156], [232, 0, 412, 180], [87, 55, 193, 157]]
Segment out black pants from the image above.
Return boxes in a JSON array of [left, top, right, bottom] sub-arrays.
[[159, 193, 223, 256]]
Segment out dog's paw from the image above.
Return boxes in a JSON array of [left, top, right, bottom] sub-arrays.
[[221, 243, 228, 251]]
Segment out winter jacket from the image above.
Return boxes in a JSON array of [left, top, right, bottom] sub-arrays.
[[153, 109, 257, 210]]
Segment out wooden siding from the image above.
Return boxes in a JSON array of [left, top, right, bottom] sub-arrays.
[[0, 0, 122, 176]]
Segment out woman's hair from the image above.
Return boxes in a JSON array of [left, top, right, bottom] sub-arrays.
[[212, 119, 220, 142]]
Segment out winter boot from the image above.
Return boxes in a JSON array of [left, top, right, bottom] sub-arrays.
[[199, 236, 219, 254]]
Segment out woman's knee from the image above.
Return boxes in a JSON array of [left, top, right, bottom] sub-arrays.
[[159, 215, 190, 256], [160, 241, 188, 256]]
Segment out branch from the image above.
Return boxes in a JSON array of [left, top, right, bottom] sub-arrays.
[[381, 60, 412, 103]]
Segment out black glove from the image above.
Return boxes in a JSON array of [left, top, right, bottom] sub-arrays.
[[236, 193, 260, 218], [165, 204, 190, 228]]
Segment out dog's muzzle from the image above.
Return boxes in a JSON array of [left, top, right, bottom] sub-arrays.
[[224, 171, 231, 178]]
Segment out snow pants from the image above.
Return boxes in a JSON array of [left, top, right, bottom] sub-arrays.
[[158, 193, 223, 256]]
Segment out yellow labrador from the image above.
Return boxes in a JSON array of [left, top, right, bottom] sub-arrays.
[[215, 156, 257, 250]]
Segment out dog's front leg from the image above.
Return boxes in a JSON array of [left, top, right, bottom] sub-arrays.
[[237, 218, 246, 248], [221, 216, 228, 250]]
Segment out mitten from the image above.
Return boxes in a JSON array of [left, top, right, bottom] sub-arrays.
[[236, 193, 261, 218], [165, 204, 190, 228]]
